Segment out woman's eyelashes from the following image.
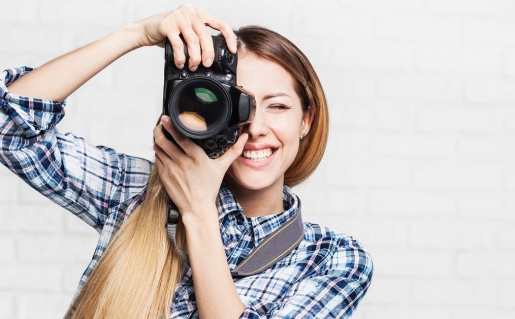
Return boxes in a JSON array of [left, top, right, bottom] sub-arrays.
[[267, 104, 292, 111]]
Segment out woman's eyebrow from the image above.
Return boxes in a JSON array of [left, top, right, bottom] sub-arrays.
[[262, 92, 292, 101]]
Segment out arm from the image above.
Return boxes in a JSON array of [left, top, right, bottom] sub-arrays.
[[154, 116, 248, 318]]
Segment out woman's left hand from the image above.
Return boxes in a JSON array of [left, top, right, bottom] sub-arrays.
[[153, 115, 248, 220]]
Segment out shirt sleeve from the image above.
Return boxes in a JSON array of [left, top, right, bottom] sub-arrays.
[[0, 67, 152, 231], [238, 238, 373, 319]]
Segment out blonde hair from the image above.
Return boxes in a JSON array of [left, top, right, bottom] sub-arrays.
[[66, 25, 328, 318]]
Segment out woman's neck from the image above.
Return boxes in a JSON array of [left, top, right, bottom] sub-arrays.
[[224, 179, 285, 218]]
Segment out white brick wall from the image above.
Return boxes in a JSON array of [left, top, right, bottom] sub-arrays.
[[1, 0, 514, 318]]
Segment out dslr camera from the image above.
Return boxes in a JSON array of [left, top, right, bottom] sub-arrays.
[[162, 36, 256, 158]]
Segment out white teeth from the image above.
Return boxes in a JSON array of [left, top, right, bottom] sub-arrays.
[[242, 148, 273, 161]]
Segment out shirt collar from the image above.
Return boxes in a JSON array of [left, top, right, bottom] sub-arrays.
[[216, 183, 300, 246]]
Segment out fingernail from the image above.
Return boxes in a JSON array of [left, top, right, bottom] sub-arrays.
[[190, 65, 198, 72], [161, 115, 169, 123], [204, 58, 212, 67], [178, 64, 184, 69]]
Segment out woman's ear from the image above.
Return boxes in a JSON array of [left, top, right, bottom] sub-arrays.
[[300, 106, 315, 138]]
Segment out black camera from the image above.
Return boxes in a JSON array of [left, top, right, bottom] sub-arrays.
[[162, 36, 256, 158]]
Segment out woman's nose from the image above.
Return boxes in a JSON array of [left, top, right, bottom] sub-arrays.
[[242, 108, 268, 140]]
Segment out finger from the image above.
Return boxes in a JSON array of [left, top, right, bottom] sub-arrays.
[[218, 133, 249, 167], [197, 9, 237, 53], [159, 12, 186, 69], [191, 9, 215, 67], [160, 115, 204, 158], [153, 121, 183, 160]]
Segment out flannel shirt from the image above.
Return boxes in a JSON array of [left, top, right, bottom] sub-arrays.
[[0, 67, 373, 318]]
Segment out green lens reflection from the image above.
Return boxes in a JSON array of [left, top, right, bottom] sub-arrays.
[[195, 88, 218, 104]]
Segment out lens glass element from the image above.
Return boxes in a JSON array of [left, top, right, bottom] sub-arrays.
[[176, 81, 228, 134]]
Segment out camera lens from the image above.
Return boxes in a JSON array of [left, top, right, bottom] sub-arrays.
[[169, 77, 231, 139]]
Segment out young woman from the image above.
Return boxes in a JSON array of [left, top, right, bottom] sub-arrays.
[[0, 4, 372, 319]]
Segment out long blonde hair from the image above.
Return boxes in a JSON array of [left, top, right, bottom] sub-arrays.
[[66, 25, 329, 318]]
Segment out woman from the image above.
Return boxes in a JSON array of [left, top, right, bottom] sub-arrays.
[[0, 4, 372, 319]]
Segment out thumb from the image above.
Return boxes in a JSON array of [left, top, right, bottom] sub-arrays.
[[219, 133, 248, 166]]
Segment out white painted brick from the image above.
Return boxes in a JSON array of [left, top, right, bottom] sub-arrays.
[[376, 75, 413, 100], [375, 14, 461, 43], [17, 293, 71, 319], [503, 108, 515, 132], [0, 236, 15, 263], [364, 277, 409, 304], [499, 280, 515, 309], [368, 190, 455, 217], [0, 174, 19, 204], [416, 105, 502, 133], [498, 224, 515, 249], [504, 167, 515, 190], [324, 158, 411, 187], [372, 249, 454, 276], [457, 251, 515, 278], [0, 293, 14, 319], [410, 219, 500, 250], [0, 264, 62, 291], [326, 129, 371, 158], [412, 162, 501, 190], [298, 187, 367, 216], [337, 102, 416, 131], [504, 48, 515, 76], [63, 208, 99, 236], [453, 309, 515, 319], [414, 46, 503, 75], [411, 279, 496, 306], [0, 204, 15, 232], [332, 43, 412, 72], [62, 264, 87, 294], [465, 77, 515, 104], [324, 73, 377, 104], [6, 26, 76, 55], [464, 20, 515, 45], [14, 204, 63, 233], [0, 1, 39, 23], [363, 306, 451, 319], [459, 135, 515, 161], [426, 0, 513, 16], [39, 3, 125, 28], [413, 75, 462, 102], [369, 132, 455, 159], [356, 218, 409, 248], [340, 0, 425, 11], [17, 235, 98, 263], [458, 193, 514, 220]]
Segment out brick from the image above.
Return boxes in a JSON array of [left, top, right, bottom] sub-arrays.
[[413, 75, 462, 102], [426, 0, 512, 16], [5, 26, 75, 55], [364, 277, 409, 304], [62, 264, 87, 294], [0, 264, 62, 291], [17, 235, 98, 263], [503, 108, 515, 132], [39, 3, 125, 28], [457, 251, 515, 278], [63, 208, 99, 235], [504, 166, 515, 190], [377, 75, 413, 100], [0, 204, 16, 232], [332, 43, 412, 72], [0, 293, 14, 318], [416, 105, 502, 133], [369, 132, 454, 159], [410, 219, 500, 250], [0, 236, 15, 263], [498, 224, 515, 249], [412, 163, 501, 190], [326, 129, 371, 158], [414, 46, 503, 75], [15, 204, 63, 233], [368, 190, 455, 217], [411, 279, 496, 306], [17, 293, 72, 319], [453, 309, 515, 319], [0, 1, 39, 23], [324, 158, 411, 187], [464, 20, 515, 44], [324, 73, 377, 104], [499, 280, 515, 309], [362, 306, 451, 319], [465, 77, 515, 104], [339, 0, 424, 11], [0, 174, 19, 204], [459, 135, 515, 161], [458, 193, 514, 220], [296, 187, 367, 216], [375, 14, 461, 43], [504, 49, 515, 76], [372, 249, 454, 277]]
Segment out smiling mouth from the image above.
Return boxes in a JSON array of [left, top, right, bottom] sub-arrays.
[[241, 148, 275, 161]]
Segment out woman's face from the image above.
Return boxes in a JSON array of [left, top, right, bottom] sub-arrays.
[[225, 54, 313, 194]]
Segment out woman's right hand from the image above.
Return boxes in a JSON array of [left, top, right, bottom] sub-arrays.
[[132, 3, 238, 71]]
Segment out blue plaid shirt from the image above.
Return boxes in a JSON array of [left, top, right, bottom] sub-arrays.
[[0, 67, 373, 318]]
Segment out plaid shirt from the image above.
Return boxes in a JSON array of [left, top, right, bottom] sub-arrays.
[[0, 67, 373, 318]]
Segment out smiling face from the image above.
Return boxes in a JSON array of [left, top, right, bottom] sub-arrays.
[[224, 54, 313, 198]]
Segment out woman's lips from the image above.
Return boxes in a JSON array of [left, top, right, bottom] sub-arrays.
[[239, 148, 277, 168]]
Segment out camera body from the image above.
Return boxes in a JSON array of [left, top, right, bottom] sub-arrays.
[[163, 36, 255, 158]]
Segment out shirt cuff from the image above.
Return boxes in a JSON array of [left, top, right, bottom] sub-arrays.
[[0, 67, 65, 137]]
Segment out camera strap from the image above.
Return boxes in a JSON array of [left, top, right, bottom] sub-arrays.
[[166, 200, 304, 277]]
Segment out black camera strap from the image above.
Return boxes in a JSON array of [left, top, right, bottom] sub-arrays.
[[166, 200, 304, 277]]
